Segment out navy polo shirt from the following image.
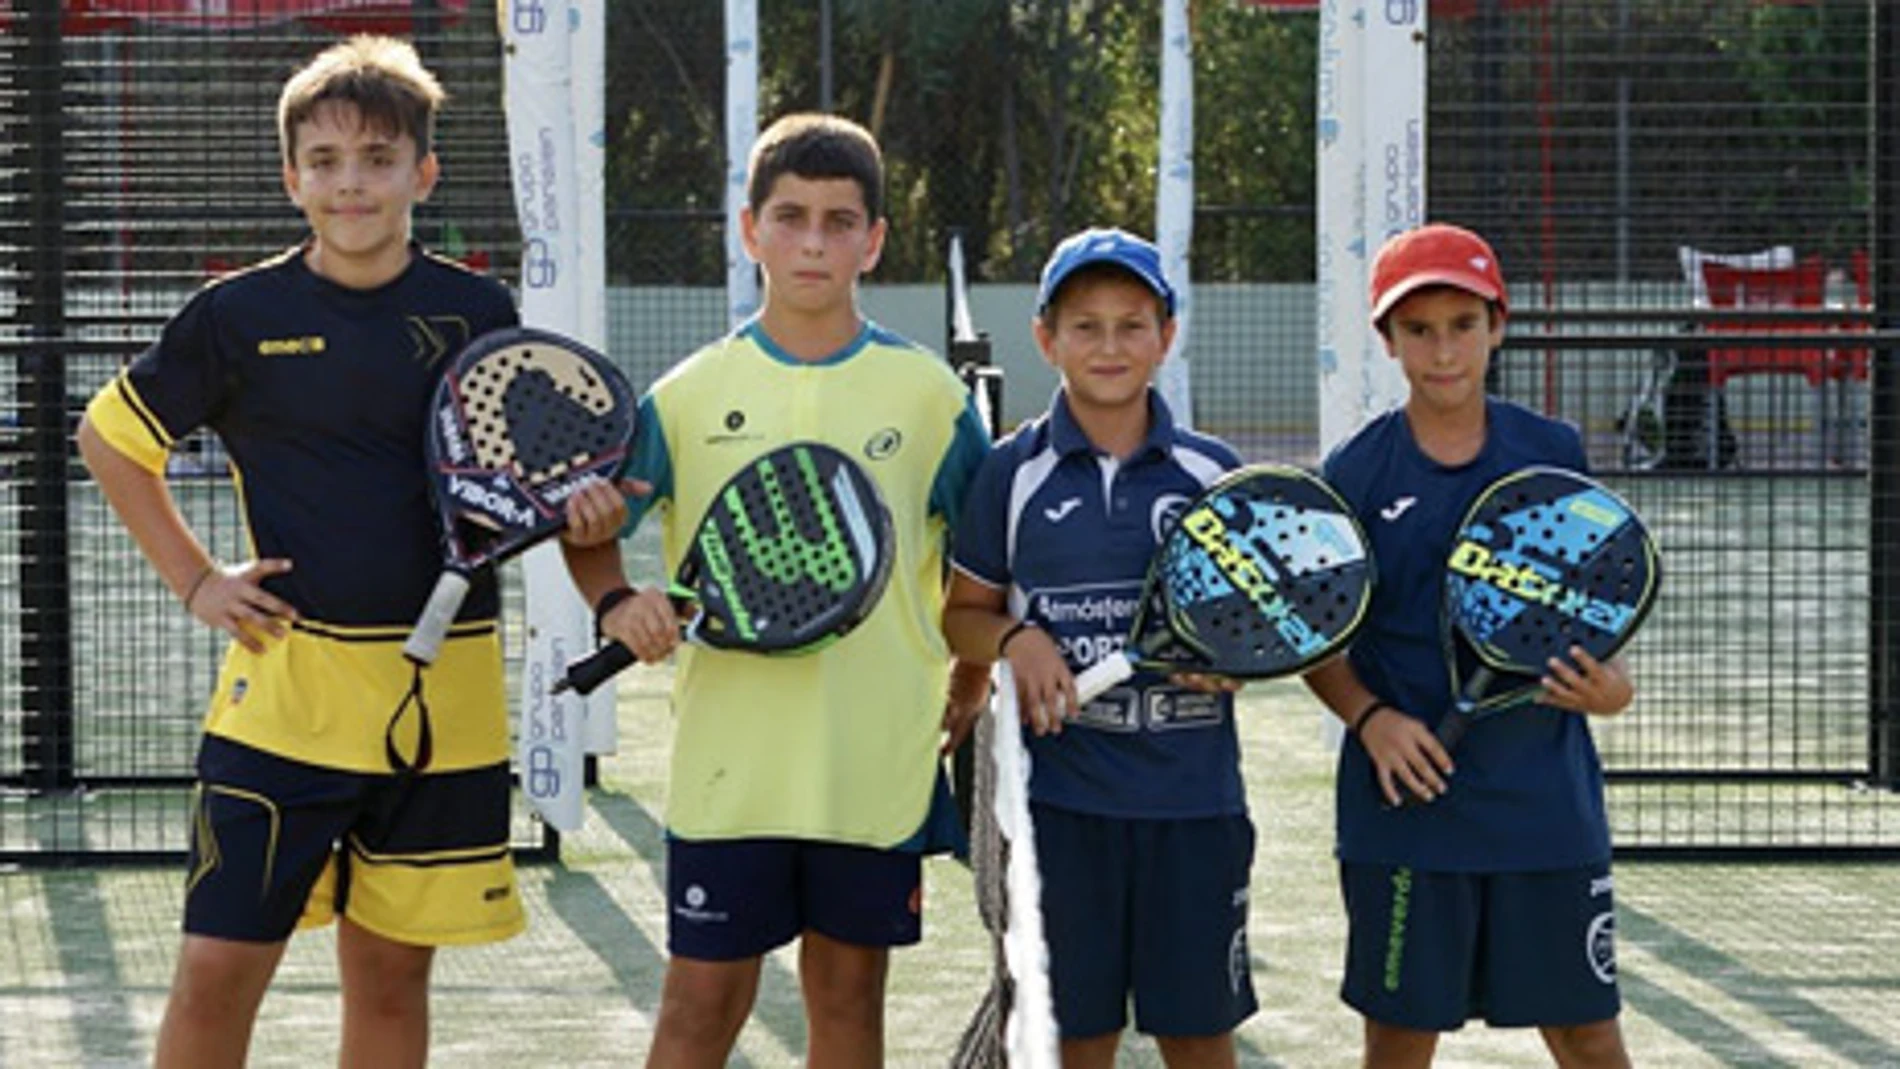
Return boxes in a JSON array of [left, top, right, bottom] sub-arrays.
[[952, 390, 1246, 819], [1323, 398, 1612, 872]]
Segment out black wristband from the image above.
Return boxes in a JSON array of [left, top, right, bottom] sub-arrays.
[[593, 586, 637, 640], [182, 563, 217, 613], [996, 618, 1036, 659], [1349, 699, 1392, 737]]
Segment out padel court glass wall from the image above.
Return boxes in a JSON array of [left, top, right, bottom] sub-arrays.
[[3, 0, 1900, 861]]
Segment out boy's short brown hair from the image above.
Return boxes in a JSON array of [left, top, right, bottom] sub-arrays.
[[278, 35, 446, 164], [746, 113, 884, 221]]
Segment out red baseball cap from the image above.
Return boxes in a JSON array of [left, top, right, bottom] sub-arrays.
[[1368, 223, 1508, 325]]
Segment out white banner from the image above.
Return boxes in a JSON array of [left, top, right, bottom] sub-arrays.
[[1316, 0, 1425, 460], [1315, 0, 1425, 746], [503, 0, 601, 831], [726, 0, 760, 326], [568, 0, 617, 759], [1155, 0, 1194, 426]]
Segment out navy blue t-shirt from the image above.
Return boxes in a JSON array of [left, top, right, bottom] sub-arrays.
[[1322, 398, 1611, 871], [953, 390, 1245, 819]]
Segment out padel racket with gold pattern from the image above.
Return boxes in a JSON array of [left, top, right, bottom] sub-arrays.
[[403, 327, 636, 665]]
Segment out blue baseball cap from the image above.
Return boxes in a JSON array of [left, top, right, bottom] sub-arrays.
[[1035, 227, 1176, 317]]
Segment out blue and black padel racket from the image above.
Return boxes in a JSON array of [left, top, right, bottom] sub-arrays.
[[1073, 465, 1374, 704], [1433, 466, 1661, 752]]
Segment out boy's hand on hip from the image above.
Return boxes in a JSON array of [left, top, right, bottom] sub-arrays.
[[191, 559, 297, 652]]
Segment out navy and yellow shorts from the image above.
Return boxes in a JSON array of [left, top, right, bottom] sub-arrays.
[[184, 734, 524, 947]]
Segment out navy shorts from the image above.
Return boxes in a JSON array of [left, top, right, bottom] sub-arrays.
[[1339, 861, 1621, 1031], [1034, 804, 1258, 1039], [664, 837, 924, 960]]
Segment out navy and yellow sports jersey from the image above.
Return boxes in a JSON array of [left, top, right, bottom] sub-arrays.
[[951, 390, 1246, 819], [85, 245, 518, 772], [621, 319, 990, 848], [1323, 397, 1609, 872]]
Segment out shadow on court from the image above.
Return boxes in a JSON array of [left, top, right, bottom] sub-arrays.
[[584, 786, 812, 1063], [37, 867, 147, 1066], [1620, 899, 1900, 1067]]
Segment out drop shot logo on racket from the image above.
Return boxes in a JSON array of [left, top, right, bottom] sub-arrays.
[[1179, 504, 1326, 659], [1447, 541, 1636, 636]]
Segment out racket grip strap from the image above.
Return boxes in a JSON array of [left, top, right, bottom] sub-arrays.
[[556, 641, 638, 696], [403, 571, 472, 666], [1074, 654, 1134, 706]]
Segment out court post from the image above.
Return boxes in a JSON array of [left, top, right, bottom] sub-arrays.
[[20, 0, 76, 794], [1870, 0, 1900, 790]]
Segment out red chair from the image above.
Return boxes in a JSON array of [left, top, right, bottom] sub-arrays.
[[1700, 256, 1832, 387], [1699, 255, 1861, 466]]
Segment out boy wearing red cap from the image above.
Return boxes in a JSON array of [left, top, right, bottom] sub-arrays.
[[1303, 223, 1635, 1067]]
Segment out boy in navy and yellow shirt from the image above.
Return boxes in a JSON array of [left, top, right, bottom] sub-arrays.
[[78, 36, 521, 1069], [560, 112, 990, 1064]]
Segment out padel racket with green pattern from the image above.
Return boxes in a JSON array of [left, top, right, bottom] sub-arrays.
[[1435, 466, 1661, 751], [1073, 464, 1374, 704], [555, 440, 895, 696]]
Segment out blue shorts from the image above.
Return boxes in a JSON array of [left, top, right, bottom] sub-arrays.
[[1339, 862, 1621, 1031], [664, 837, 923, 960], [186, 735, 521, 946], [1034, 804, 1258, 1039]]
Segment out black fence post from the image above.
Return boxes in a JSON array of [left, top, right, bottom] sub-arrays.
[[21, 0, 75, 793], [1870, 0, 1900, 788]]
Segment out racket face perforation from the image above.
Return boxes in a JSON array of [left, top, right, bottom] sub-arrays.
[[1445, 467, 1661, 677], [680, 442, 895, 655], [1134, 465, 1373, 679], [423, 328, 637, 570]]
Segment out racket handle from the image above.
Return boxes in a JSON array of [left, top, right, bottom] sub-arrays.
[[1435, 709, 1475, 751], [1074, 654, 1135, 705], [403, 571, 472, 666], [555, 640, 639, 697]]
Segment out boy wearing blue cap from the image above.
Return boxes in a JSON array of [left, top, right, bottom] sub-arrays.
[[943, 228, 1256, 1066]]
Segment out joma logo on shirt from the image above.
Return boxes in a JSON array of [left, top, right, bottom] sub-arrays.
[[256, 336, 326, 356]]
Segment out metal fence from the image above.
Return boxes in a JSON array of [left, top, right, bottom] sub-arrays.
[[3, 0, 1899, 860]]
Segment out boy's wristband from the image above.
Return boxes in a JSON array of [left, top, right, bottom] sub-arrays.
[[996, 618, 1037, 659], [1349, 699, 1392, 737], [592, 586, 637, 639], [182, 564, 216, 613]]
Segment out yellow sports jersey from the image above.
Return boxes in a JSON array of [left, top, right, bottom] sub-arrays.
[[84, 246, 517, 772], [630, 320, 989, 847]]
